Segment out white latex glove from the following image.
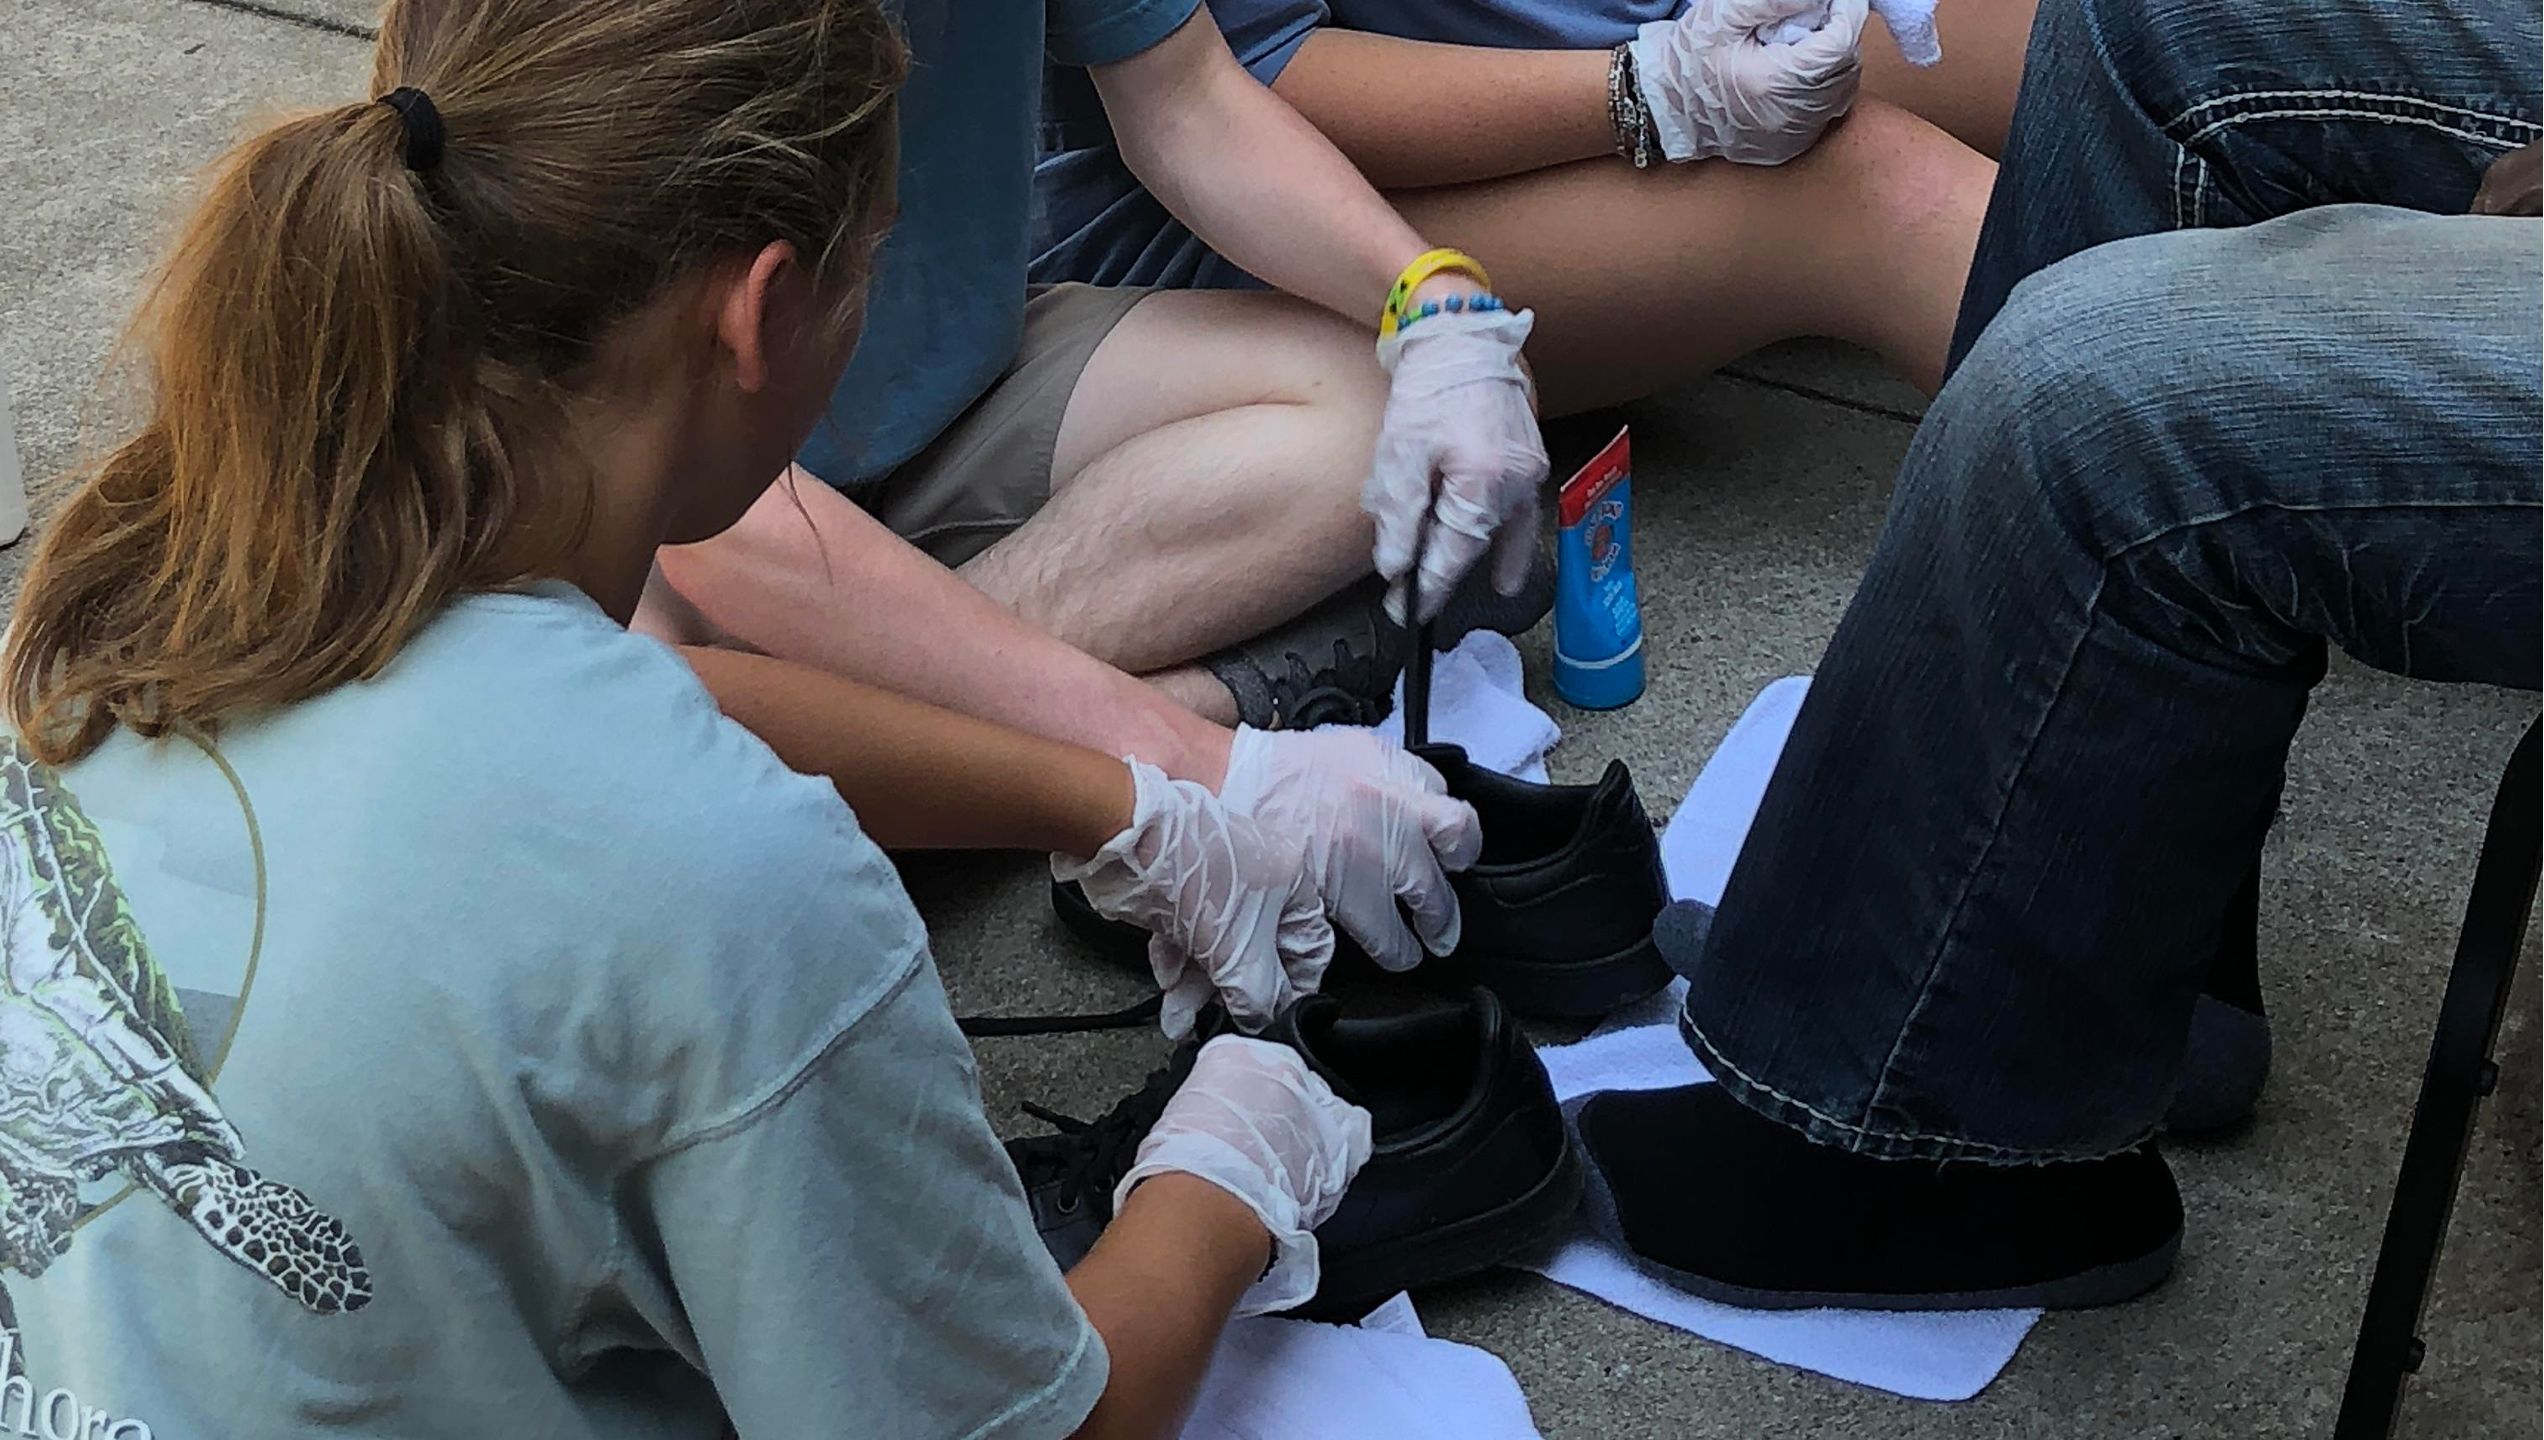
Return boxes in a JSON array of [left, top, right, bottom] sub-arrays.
[[1113, 1035, 1374, 1315], [1632, 0, 1870, 166], [1054, 759, 1334, 1038], [1220, 726, 1483, 973], [1365, 307, 1549, 625]]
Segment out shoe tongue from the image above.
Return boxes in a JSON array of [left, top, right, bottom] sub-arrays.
[[1264, 994, 1368, 1108]]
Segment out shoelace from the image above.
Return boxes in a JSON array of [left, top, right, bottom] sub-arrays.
[[956, 993, 1161, 1038], [1009, 1052, 1193, 1217]]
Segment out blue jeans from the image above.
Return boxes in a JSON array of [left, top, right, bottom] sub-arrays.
[[1681, 0, 2543, 1163]]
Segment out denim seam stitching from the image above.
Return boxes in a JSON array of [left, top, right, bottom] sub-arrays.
[[2168, 88, 2543, 132], [1679, 1010, 2055, 1159], [2182, 106, 2533, 151], [1857, 561, 2104, 1135]]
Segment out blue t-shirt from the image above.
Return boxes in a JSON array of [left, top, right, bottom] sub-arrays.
[[802, 0, 1204, 490], [1032, 0, 1683, 290]]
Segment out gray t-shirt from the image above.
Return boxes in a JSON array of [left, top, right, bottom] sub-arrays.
[[1, 585, 1103, 1438]]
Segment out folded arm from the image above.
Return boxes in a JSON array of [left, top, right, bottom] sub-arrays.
[[1272, 31, 1615, 190], [1093, 11, 1481, 319]]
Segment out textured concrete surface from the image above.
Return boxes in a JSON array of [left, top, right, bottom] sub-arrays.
[[5, 2, 2537, 1436]]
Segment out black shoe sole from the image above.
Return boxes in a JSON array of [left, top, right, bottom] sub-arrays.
[[1608, 1226, 2183, 1313], [1284, 1132, 1587, 1324]]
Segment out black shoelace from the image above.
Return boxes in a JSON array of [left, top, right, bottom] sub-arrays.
[[1009, 1052, 1192, 1217]]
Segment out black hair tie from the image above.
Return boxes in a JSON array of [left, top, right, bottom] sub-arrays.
[[376, 86, 445, 173]]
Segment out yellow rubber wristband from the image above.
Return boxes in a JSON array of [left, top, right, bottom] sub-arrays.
[[1380, 248, 1493, 337]]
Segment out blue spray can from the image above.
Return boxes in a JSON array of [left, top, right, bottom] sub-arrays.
[[1552, 426, 1645, 710]]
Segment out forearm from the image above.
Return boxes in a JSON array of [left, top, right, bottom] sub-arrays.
[[1066, 1175, 1266, 1440], [655, 474, 1233, 789], [1274, 31, 1615, 189], [1098, 12, 1447, 323], [679, 646, 1134, 855]]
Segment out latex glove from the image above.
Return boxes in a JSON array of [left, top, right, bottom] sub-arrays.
[[1220, 726, 1483, 973], [1054, 759, 1335, 1038], [1113, 1035, 1374, 1315], [1633, 0, 1870, 166], [1768, 0, 1939, 67], [1365, 307, 1549, 625]]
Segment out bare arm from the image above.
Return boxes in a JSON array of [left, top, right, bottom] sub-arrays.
[[1065, 1175, 1267, 1440], [1093, 11, 1483, 322], [653, 470, 1234, 790], [1273, 31, 1615, 190], [678, 646, 1136, 855]]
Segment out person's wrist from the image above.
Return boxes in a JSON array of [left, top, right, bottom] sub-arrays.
[[1407, 271, 1487, 308], [1117, 1171, 1275, 1289], [1173, 714, 1234, 793]]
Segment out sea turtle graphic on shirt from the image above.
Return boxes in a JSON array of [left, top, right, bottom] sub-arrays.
[[0, 735, 369, 1376]]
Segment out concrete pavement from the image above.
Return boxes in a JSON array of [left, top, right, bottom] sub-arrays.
[[4, 2, 2536, 1433]]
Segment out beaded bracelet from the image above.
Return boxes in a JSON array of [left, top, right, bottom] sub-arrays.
[[1392, 291, 1509, 335], [1380, 247, 1494, 336], [1608, 44, 1657, 170]]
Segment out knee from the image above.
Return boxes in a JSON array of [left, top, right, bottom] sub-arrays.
[[1909, 233, 2247, 536]]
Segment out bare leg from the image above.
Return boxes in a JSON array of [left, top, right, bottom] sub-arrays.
[[1388, 99, 1990, 413], [961, 290, 1384, 678], [1861, 0, 2041, 159]]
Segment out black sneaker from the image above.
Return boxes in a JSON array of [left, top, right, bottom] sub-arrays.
[[1005, 989, 1583, 1321], [1049, 743, 1672, 1020], [1201, 549, 1557, 733], [1205, 577, 1409, 732], [1572, 1082, 2184, 1311]]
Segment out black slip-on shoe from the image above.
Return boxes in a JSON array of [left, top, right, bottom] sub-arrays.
[[1004, 989, 1581, 1321], [1268, 988, 1583, 1321], [1413, 744, 1671, 1019], [1050, 744, 1672, 1021], [1571, 1082, 2183, 1311]]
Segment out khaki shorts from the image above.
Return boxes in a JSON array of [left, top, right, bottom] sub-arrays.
[[866, 283, 1152, 568]]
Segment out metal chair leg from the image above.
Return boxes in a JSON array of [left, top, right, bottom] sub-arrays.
[[2334, 718, 2540, 1439]]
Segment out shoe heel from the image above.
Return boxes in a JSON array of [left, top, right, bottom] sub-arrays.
[[1465, 933, 1674, 1021], [1289, 1137, 1587, 1324]]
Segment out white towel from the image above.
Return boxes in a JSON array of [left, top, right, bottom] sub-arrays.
[[1181, 1316, 1542, 1439], [1376, 632, 1560, 783], [1510, 675, 2044, 1403]]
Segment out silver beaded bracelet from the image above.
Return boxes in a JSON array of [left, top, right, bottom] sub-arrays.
[[1608, 44, 1657, 170]]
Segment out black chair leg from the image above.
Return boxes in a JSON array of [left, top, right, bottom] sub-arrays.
[[2335, 718, 2540, 1439]]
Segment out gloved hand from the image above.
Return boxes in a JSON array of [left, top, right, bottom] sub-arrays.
[[1113, 1035, 1374, 1315], [1632, 0, 1870, 166], [1364, 307, 1549, 625], [1220, 726, 1483, 973], [1054, 758, 1334, 1038]]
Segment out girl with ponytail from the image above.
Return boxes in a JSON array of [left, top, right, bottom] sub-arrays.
[[3, 2, 1371, 1433]]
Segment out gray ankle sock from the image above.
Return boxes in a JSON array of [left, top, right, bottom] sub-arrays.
[[2165, 994, 2272, 1135]]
